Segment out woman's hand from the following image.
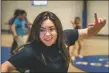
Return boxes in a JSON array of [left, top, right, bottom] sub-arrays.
[[87, 13, 106, 36], [78, 13, 106, 40]]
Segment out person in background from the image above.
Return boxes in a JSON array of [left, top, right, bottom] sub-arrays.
[[2, 11, 106, 72], [71, 17, 81, 29], [70, 16, 82, 57], [10, 9, 31, 53], [8, 9, 22, 55]]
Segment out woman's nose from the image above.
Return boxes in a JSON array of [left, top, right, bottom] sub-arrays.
[[45, 31, 51, 36]]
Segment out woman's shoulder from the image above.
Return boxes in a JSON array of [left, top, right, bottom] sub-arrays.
[[18, 42, 40, 54], [19, 43, 32, 50], [18, 43, 43, 60], [17, 43, 34, 56]]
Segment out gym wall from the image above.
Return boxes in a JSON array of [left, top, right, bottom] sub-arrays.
[[1, 1, 108, 35], [1, 1, 83, 30]]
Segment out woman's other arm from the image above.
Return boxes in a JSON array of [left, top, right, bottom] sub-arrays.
[[1, 61, 16, 72]]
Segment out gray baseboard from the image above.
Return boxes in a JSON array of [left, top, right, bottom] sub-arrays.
[[1, 29, 11, 34], [96, 34, 109, 37]]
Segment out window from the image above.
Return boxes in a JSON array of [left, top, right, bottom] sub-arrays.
[[32, 0, 48, 6]]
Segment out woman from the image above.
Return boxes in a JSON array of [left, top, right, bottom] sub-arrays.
[[2, 11, 106, 72]]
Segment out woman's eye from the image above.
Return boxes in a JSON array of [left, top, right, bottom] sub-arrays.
[[50, 28, 55, 31]]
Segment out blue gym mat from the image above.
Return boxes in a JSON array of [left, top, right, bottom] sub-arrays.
[[1, 47, 11, 64], [72, 55, 109, 72]]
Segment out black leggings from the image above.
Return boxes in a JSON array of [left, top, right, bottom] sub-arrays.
[[10, 39, 17, 54]]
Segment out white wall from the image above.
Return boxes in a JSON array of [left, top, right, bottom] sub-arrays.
[[1, 1, 83, 30], [87, 1, 109, 35]]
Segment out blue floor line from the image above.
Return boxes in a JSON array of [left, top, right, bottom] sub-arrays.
[[1, 47, 11, 64]]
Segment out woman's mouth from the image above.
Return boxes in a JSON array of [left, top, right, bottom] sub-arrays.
[[44, 38, 52, 42]]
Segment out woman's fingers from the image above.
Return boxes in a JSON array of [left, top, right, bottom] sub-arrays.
[[94, 13, 98, 24]]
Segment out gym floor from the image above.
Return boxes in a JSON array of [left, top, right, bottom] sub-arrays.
[[1, 33, 108, 72]]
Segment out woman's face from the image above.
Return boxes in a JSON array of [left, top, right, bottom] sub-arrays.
[[40, 19, 57, 46]]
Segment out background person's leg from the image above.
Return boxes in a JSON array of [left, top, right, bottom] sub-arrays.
[[10, 39, 17, 55], [15, 36, 25, 51]]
